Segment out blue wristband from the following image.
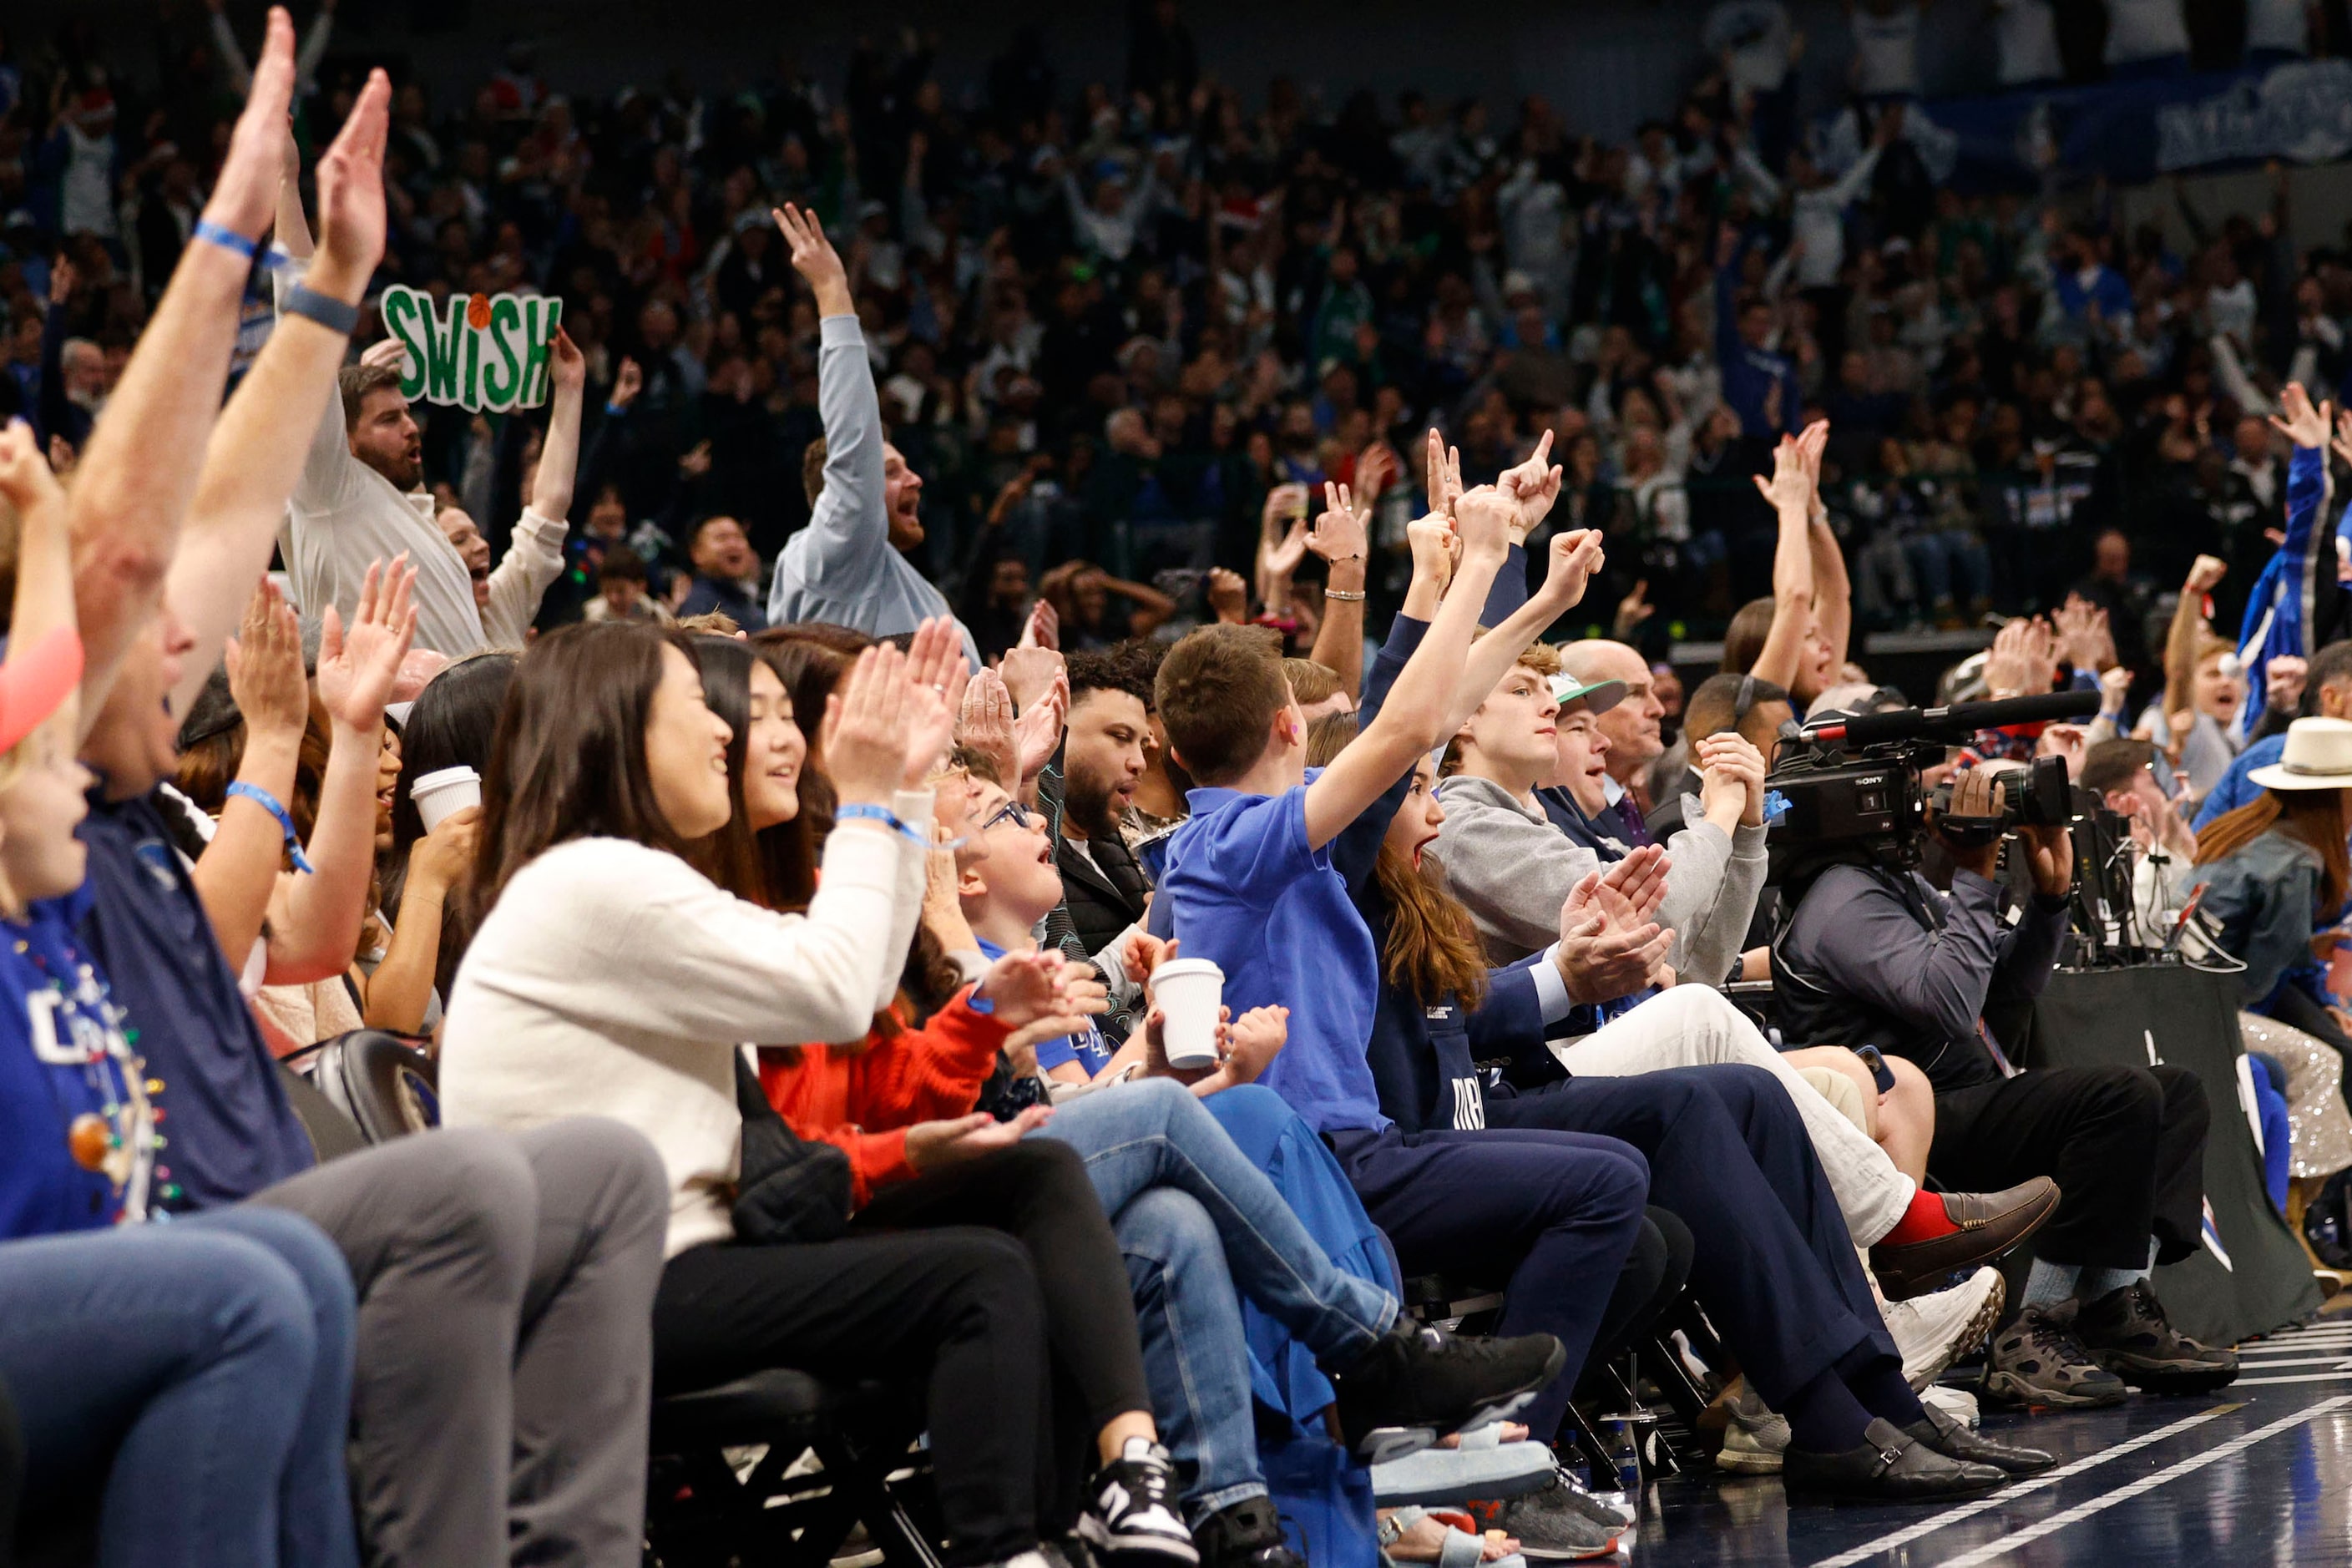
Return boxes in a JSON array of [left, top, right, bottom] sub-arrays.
[[194, 219, 259, 260], [225, 781, 317, 875], [833, 802, 930, 849]]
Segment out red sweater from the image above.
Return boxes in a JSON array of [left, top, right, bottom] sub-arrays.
[[757, 988, 1007, 1206]]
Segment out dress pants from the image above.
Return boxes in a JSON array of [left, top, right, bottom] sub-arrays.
[[1485, 1065, 1902, 1411], [1329, 1125, 1649, 1444], [1929, 1063, 2210, 1269]]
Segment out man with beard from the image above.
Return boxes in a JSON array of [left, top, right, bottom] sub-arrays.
[[1045, 649, 1159, 1050]]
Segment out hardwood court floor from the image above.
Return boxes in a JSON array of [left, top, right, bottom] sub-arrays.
[[1606, 1312, 2352, 1566]]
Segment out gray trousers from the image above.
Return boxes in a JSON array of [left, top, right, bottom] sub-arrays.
[[252, 1117, 670, 1568]]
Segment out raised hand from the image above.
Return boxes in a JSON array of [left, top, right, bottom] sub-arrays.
[[1452, 484, 1514, 562], [1533, 527, 1604, 611], [309, 64, 392, 301], [1695, 731, 1768, 826], [2332, 406, 2352, 473], [2266, 653, 2309, 714], [772, 202, 852, 316], [2271, 381, 2331, 451], [224, 577, 309, 746], [1404, 509, 1460, 599], [316, 554, 418, 732], [1016, 597, 1060, 652], [2183, 554, 2228, 597], [956, 667, 1019, 788], [1262, 517, 1311, 580], [549, 326, 586, 394], [1310, 479, 1370, 565], [1424, 427, 1464, 518], [898, 616, 971, 787], [609, 357, 644, 412], [823, 643, 914, 807], [998, 645, 1064, 712], [205, 8, 298, 240], [1205, 566, 1250, 624], [0, 420, 67, 519], [1497, 428, 1564, 544], [1013, 668, 1069, 782]]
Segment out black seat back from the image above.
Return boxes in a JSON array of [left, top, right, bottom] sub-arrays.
[[313, 1031, 439, 1145]]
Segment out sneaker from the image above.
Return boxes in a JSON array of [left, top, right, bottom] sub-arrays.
[[1713, 1378, 1789, 1474], [1478, 1465, 1631, 1530], [1331, 1319, 1567, 1464], [1190, 1498, 1302, 1568], [1883, 1267, 2006, 1391], [1460, 1471, 1626, 1560], [1980, 1306, 2127, 1409], [2073, 1281, 2239, 1393], [1080, 1439, 1198, 1566], [1920, 1383, 1980, 1429], [1869, 1179, 2061, 1300]]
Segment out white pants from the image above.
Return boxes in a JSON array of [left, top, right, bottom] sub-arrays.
[[1548, 986, 1915, 1247]]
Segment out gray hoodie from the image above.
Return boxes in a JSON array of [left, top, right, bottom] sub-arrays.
[[1431, 775, 1768, 987]]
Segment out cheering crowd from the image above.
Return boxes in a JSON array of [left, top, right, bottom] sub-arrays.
[[28, 3, 2352, 1566]]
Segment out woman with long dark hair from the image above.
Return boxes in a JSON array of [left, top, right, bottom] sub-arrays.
[[689, 642, 1575, 1568], [2193, 716, 2352, 1098], [441, 617, 1196, 1568]]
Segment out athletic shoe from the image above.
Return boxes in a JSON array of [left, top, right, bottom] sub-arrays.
[[1460, 1471, 1626, 1560], [1980, 1306, 2128, 1408], [1920, 1383, 1980, 1429], [1884, 1267, 2007, 1390], [1869, 1179, 2061, 1300], [1713, 1378, 1789, 1474], [1080, 1439, 1198, 1566], [1901, 1401, 2056, 1475], [1783, 1418, 2009, 1505], [1370, 1437, 1556, 1506], [1189, 1497, 1303, 1568], [2073, 1281, 2240, 1393], [1478, 1465, 1633, 1530], [1330, 1319, 1567, 1464]]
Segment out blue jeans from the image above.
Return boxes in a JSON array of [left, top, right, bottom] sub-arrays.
[[0, 1208, 359, 1568], [1038, 1081, 1403, 1515]]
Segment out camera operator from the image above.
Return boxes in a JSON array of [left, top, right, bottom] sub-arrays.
[[1773, 765, 2238, 1409]]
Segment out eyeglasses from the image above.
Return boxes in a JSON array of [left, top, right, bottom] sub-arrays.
[[979, 798, 1035, 833]]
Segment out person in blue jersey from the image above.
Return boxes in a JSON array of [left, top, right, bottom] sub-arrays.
[[0, 417, 360, 1568], [2228, 384, 2339, 744]]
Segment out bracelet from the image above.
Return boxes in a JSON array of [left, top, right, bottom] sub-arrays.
[[194, 219, 260, 260], [1324, 589, 1367, 602], [225, 781, 317, 874], [282, 282, 361, 335], [834, 802, 930, 849], [604, 401, 626, 417]]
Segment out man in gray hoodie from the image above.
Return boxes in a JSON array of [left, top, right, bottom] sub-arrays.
[[762, 204, 980, 668], [1434, 641, 1768, 989]]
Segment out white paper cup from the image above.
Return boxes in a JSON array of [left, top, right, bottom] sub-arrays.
[[411, 766, 483, 832], [1151, 958, 1226, 1070]]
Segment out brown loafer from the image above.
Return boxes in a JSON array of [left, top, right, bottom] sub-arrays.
[[1870, 1177, 2061, 1300]]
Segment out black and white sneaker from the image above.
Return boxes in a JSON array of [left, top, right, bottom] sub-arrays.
[[1191, 1496, 1305, 1568], [1329, 1318, 1567, 1464], [1080, 1438, 1198, 1566]]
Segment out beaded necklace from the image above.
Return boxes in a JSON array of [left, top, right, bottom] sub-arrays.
[[15, 923, 169, 1221]]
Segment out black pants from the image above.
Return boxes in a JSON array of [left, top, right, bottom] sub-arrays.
[[856, 1139, 1153, 1433], [1486, 1064, 1902, 1412], [655, 1149, 1083, 1567], [1930, 1065, 2210, 1271]]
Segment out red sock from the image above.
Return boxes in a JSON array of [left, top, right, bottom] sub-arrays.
[[1876, 1188, 1958, 1247]]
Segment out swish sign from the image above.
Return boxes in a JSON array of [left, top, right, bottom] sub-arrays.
[[379, 286, 564, 412]]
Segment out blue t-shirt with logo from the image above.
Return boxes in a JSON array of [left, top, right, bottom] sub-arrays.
[[75, 790, 314, 1211], [977, 934, 1115, 1076], [0, 883, 157, 1237]]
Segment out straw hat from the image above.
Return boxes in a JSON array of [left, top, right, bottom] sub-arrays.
[[2247, 716, 2352, 791]]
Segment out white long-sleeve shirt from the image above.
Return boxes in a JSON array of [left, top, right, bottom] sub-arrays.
[[277, 266, 486, 655], [439, 799, 931, 1257], [478, 508, 569, 648]]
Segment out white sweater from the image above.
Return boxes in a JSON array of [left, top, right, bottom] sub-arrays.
[[438, 795, 931, 1257]]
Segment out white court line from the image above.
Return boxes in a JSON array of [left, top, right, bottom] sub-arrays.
[[2238, 1371, 2352, 1386], [1804, 1406, 2233, 1568], [1935, 1396, 2352, 1566], [2227, 1355, 2352, 1369]]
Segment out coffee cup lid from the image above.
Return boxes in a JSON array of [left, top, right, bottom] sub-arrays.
[[1151, 957, 1225, 983], [412, 765, 481, 792]]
